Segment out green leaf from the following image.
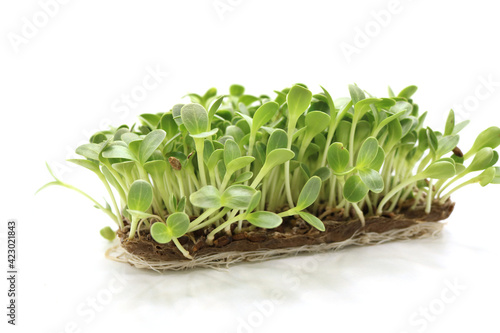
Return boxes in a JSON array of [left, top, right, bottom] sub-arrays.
[[444, 110, 455, 136], [92, 132, 109, 143], [226, 156, 255, 174], [465, 127, 500, 159], [150, 222, 171, 244], [343, 175, 369, 203], [246, 191, 262, 213], [67, 159, 100, 173], [100, 226, 115, 241], [304, 111, 331, 137], [159, 113, 178, 138], [239, 95, 260, 106], [207, 149, 224, 170], [76, 143, 102, 160], [335, 120, 351, 146], [208, 95, 225, 122], [312, 167, 332, 182], [237, 112, 253, 128], [388, 86, 395, 97], [176, 196, 186, 212], [224, 139, 241, 165], [166, 212, 190, 238], [234, 171, 253, 184], [298, 212, 325, 231], [266, 129, 288, 155], [353, 120, 372, 150], [296, 176, 322, 210], [246, 211, 282, 228], [121, 133, 140, 145], [252, 101, 279, 134], [353, 98, 382, 123], [230, 84, 245, 96], [226, 125, 245, 143], [112, 161, 136, 177], [254, 142, 267, 165], [358, 168, 384, 193], [189, 128, 219, 139], [263, 149, 295, 171], [400, 118, 416, 138], [320, 85, 336, 118], [348, 84, 365, 104], [102, 144, 137, 161], [138, 129, 166, 164], [397, 85, 418, 99], [327, 143, 349, 174], [385, 120, 403, 151], [422, 161, 456, 179], [287, 85, 312, 121], [436, 135, 459, 157], [139, 113, 160, 129], [144, 160, 167, 179], [217, 160, 226, 181], [452, 120, 470, 135], [127, 180, 153, 212], [202, 87, 217, 103], [492, 167, 500, 185], [203, 140, 215, 164], [190, 186, 222, 209], [356, 137, 379, 167], [478, 167, 496, 187], [221, 185, 256, 209], [369, 147, 385, 171], [467, 147, 499, 172], [373, 110, 406, 136], [181, 103, 209, 135], [426, 129, 438, 156], [172, 104, 184, 126]]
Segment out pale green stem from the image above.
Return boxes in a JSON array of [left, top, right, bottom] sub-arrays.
[[128, 216, 139, 239], [206, 214, 242, 245], [284, 120, 297, 209], [54, 181, 119, 224], [398, 184, 415, 206], [410, 189, 424, 210], [173, 238, 192, 259], [327, 176, 337, 208], [194, 139, 207, 187], [97, 173, 124, 229], [439, 179, 475, 204], [336, 198, 346, 209], [352, 202, 365, 227], [377, 175, 420, 215], [365, 193, 374, 216], [188, 208, 230, 232], [348, 119, 357, 166], [417, 153, 432, 174], [388, 190, 403, 212], [188, 208, 219, 229], [436, 172, 466, 198], [244, 134, 256, 177], [425, 180, 434, 214], [102, 164, 128, 203]]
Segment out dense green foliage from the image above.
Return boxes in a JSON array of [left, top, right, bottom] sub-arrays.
[[39, 83, 500, 258]]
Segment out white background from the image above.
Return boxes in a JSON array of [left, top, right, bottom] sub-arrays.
[[1, 0, 500, 332]]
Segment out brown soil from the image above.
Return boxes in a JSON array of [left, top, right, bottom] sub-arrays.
[[117, 200, 455, 262]]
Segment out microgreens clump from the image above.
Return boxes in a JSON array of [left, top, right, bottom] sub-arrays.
[[39, 83, 500, 258]]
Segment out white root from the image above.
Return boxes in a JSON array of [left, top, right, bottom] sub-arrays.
[[105, 221, 445, 272]]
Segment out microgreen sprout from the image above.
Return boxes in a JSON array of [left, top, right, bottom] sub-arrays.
[[38, 84, 500, 259]]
